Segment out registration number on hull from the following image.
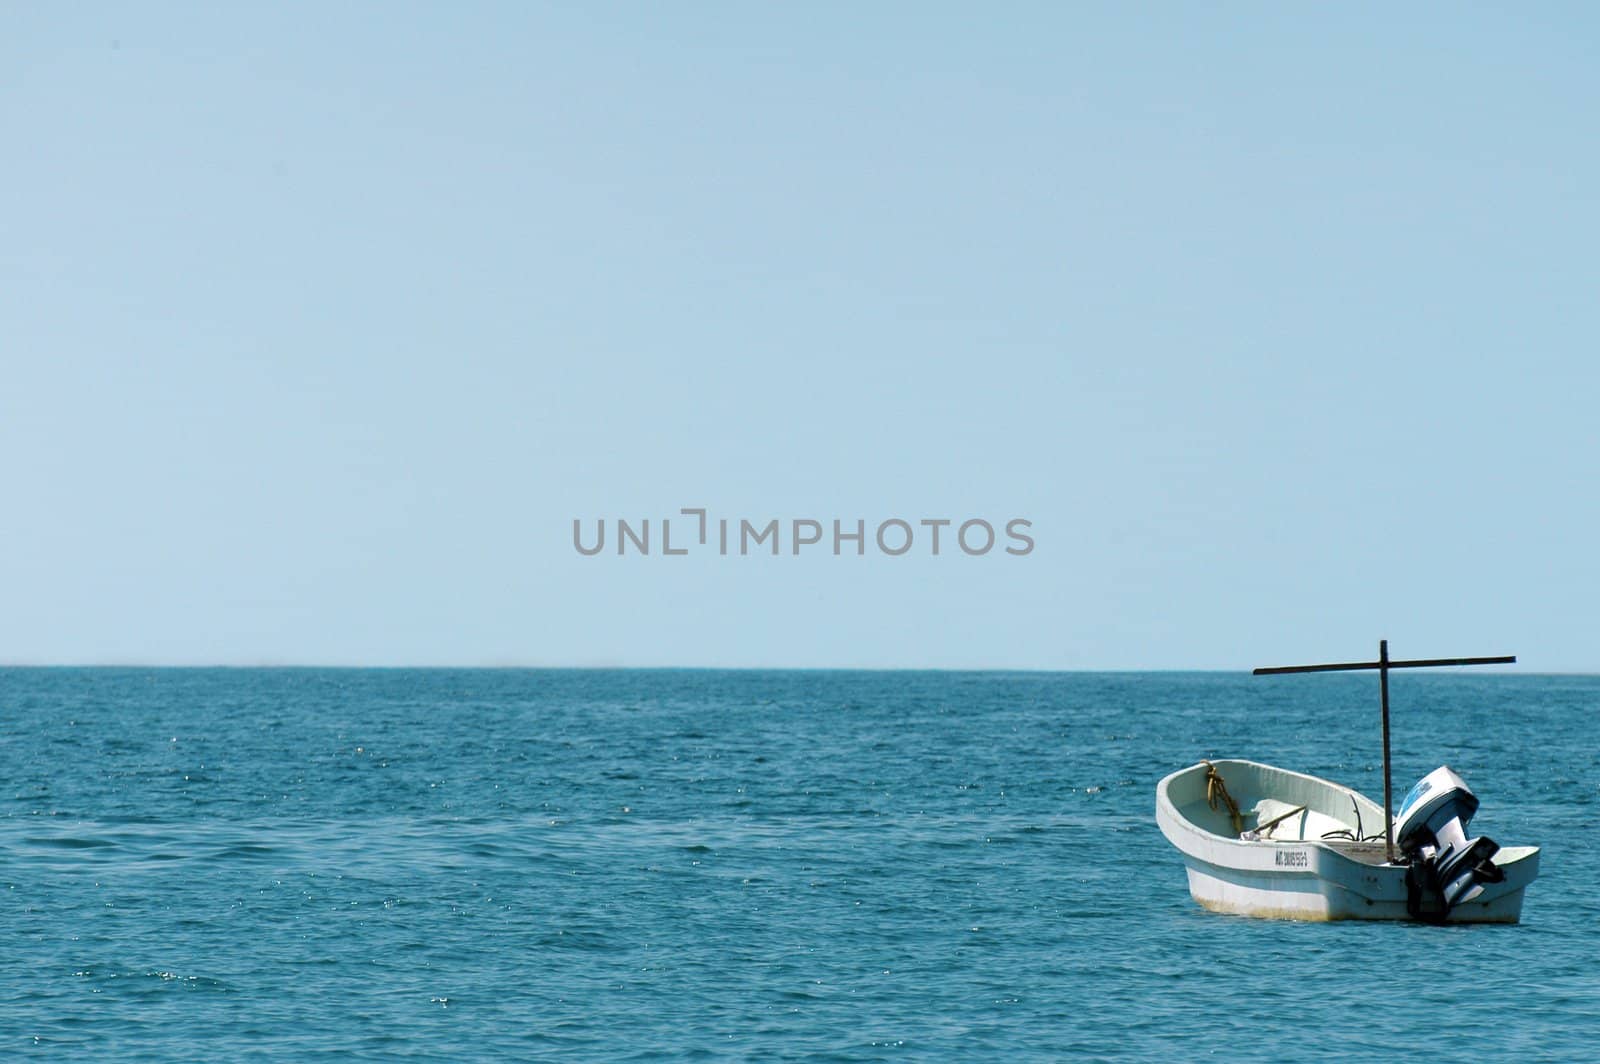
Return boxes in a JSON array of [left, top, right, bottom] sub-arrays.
[[1274, 849, 1310, 868]]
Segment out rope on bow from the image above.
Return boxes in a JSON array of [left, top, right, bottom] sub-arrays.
[[1202, 759, 1243, 836]]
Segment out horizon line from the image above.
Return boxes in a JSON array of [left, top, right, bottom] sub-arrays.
[[0, 661, 1566, 675]]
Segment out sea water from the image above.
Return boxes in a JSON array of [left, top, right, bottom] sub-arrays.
[[3, 668, 1597, 1060]]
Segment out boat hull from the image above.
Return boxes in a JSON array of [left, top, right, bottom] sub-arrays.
[[1157, 760, 1540, 923]]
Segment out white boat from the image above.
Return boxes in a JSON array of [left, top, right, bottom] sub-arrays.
[[1156, 758, 1540, 923]]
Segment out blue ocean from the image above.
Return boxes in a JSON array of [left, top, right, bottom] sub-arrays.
[[4, 668, 1597, 1060]]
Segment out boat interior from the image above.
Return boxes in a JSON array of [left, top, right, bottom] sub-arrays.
[[1172, 759, 1390, 847]]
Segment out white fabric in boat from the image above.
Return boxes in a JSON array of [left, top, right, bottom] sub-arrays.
[[1248, 799, 1350, 841]]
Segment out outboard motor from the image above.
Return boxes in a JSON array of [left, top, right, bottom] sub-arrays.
[[1394, 766, 1506, 919]]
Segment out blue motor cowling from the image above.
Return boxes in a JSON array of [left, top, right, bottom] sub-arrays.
[[1394, 766, 1506, 919]]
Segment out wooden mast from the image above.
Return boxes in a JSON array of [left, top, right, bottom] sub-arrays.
[[1253, 641, 1515, 863]]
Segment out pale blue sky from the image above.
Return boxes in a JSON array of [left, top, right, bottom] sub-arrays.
[[3, 4, 1596, 669]]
